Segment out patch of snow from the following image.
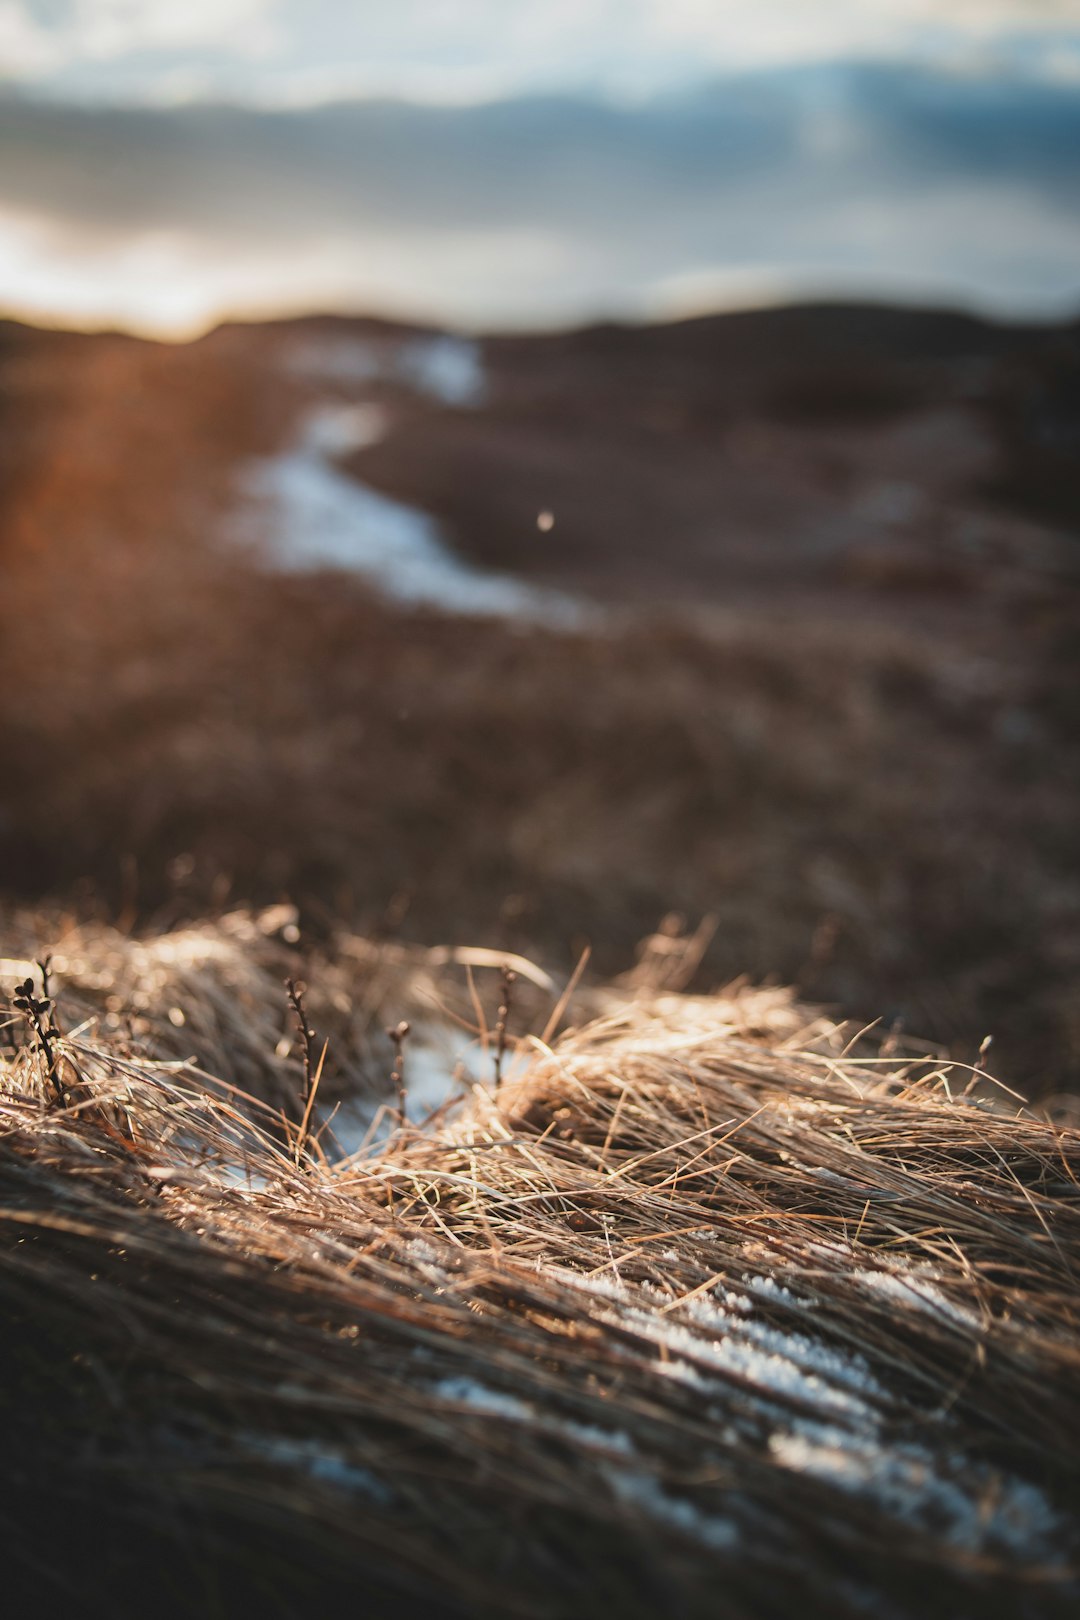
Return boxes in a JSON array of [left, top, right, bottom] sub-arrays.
[[740, 1277, 808, 1307], [435, 1377, 533, 1422], [557, 1421, 636, 1456], [604, 1466, 739, 1552], [324, 1031, 467, 1160], [399, 336, 487, 406], [232, 403, 582, 624], [401, 1235, 455, 1270], [652, 1358, 709, 1388], [404, 1043, 467, 1120], [567, 1271, 1063, 1561], [305, 401, 388, 456], [247, 1435, 393, 1505], [769, 1424, 1061, 1561], [433, 1375, 638, 1464], [597, 1290, 885, 1429], [853, 1268, 984, 1330], [429, 1365, 738, 1553], [286, 332, 486, 406], [552, 1266, 631, 1303]]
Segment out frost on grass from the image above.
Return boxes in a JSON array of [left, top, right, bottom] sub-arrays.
[[565, 1266, 1063, 1564], [434, 1377, 534, 1424], [604, 1467, 739, 1554], [768, 1426, 1061, 1560], [853, 1266, 984, 1330], [430, 1376, 740, 1555], [248, 1436, 394, 1506], [4, 952, 1077, 1615]]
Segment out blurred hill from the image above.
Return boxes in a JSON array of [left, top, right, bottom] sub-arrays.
[[0, 301, 1077, 1090], [357, 303, 1080, 608], [5, 301, 1077, 610]]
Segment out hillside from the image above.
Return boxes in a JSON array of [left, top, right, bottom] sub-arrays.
[[0, 302, 1077, 1089]]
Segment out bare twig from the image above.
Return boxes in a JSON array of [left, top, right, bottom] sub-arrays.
[[285, 979, 317, 1107], [388, 1020, 410, 1127], [14, 958, 65, 1106], [286, 978, 324, 1165], [493, 966, 516, 1089]]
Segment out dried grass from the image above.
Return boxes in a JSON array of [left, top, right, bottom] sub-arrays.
[[2, 920, 1077, 1618]]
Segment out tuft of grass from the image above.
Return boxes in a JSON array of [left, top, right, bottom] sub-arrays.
[[1, 917, 1077, 1618]]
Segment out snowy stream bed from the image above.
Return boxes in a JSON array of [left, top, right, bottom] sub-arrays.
[[229, 334, 583, 624]]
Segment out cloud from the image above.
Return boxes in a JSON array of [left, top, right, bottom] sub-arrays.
[[0, 62, 1077, 333], [1, 1, 1079, 103], [0, 0, 277, 83]]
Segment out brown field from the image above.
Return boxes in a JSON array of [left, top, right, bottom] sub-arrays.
[[0, 303, 1078, 1097]]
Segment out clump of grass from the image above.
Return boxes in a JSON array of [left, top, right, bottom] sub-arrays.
[[1, 919, 1077, 1618]]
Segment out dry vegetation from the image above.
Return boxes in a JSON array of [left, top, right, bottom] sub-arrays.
[[2, 916, 1078, 1617], [1, 307, 1078, 1613], [1, 548, 1076, 1092], [1, 309, 1077, 1091]]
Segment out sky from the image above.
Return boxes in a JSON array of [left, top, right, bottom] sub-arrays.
[[1, 1, 1079, 334]]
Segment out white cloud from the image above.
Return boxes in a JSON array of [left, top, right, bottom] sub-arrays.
[[1, 0, 277, 80], [1, 0, 1078, 102], [636, 0, 1080, 72], [70, 0, 279, 59], [0, 2, 64, 73]]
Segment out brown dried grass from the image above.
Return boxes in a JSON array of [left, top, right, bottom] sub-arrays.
[[1, 920, 1077, 1618]]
